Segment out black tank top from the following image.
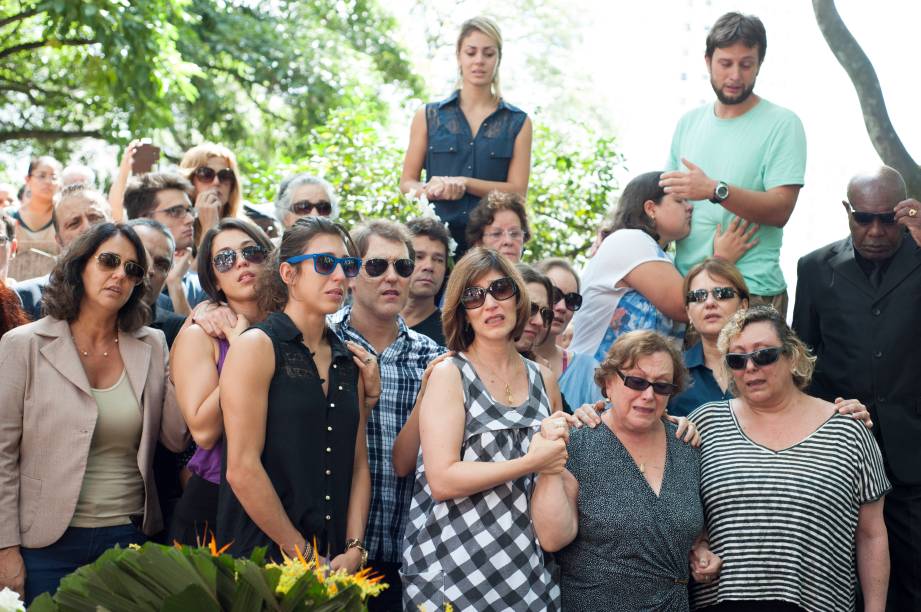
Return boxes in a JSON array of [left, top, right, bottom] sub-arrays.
[[217, 311, 360, 559]]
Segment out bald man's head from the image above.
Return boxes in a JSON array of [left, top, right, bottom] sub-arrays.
[[844, 166, 906, 261]]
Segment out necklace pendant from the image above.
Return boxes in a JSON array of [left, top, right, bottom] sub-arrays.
[[103, 351, 109, 357], [505, 383, 512, 405], [640, 462, 646, 474]]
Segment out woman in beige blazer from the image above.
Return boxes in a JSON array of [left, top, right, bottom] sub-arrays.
[[0, 222, 188, 605]]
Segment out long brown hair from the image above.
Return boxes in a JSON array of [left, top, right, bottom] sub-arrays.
[[0, 280, 30, 336]]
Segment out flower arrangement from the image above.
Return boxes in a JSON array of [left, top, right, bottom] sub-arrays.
[[0, 587, 24, 612], [26, 537, 385, 611]]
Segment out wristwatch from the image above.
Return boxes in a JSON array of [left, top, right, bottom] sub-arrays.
[[345, 538, 368, 569], [710, 180, 730, 204]]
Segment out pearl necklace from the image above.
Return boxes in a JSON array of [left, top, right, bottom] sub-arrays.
[[74, 335, 119, 358]]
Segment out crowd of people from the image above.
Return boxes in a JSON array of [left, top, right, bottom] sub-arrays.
[[1, 10, 920, 612]]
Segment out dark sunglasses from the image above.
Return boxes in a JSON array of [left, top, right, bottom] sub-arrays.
[[552, 286, 583, 312], [290, 200, 332, 216], [530, 303, 554, 328], [95, 252, 146, 285], [213, 245, 268, 273], [616, 370, 678, 396], [154, 204, 196, 219], [725, 346, 783, 371], [364, 258, 414, 278], [285, 253, 362, 277], [686, 286, 739, 304], [843, 201, 896, 225], [461, 276, 518, 310], [194, 166, 236, 185]]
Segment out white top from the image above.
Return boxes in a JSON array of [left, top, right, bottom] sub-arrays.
[[570, 229, 684, 361]]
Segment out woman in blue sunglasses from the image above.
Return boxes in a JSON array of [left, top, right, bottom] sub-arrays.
[[217, 216, 377, 573]]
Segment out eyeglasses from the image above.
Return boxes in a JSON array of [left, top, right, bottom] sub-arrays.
[[95, 252, 146, 285], [213, 245, 268, 273], [725, 346, 783, 371], [290, 200, 332, 216], [364, 258, 414, 278], [483, 228, 527, 242], [461, 276, 518, 309], [843, 201, 896, 225], [193, 166, 236, 185], [686, 286, 739, 304], [153, 204, 196, 219], [552, 286, 583, 312], [530, 303, 554, 328], [285, 253, 362, 277], [616, 370, 678, 396], [30, 172, 59, 183]]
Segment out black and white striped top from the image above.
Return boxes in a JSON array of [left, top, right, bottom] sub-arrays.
[[688, 401, 890, 612]]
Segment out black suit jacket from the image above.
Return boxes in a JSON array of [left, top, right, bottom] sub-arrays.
[[792, 233, 921, 485]]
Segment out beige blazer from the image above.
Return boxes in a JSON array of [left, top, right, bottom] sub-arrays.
[[0, 317, 189, 549]]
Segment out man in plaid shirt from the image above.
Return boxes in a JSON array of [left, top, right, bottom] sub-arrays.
[[329, 219, 444, 611]]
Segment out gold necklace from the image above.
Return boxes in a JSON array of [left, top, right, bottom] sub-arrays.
[[469, 352, 516, 405], [73, 334, 119, 358]]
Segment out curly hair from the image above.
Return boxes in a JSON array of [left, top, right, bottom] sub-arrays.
[[717, 305, 816, 391], [43, 223, 151, 331], [465, 191, 531, 249], [0, 281, 30, 336], [593, 330, 689, 399]]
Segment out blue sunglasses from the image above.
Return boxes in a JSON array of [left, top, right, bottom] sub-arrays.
[[284, 253, 362, 277]]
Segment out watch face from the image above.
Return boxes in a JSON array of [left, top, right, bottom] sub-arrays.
[[716, 182, 729, 199]]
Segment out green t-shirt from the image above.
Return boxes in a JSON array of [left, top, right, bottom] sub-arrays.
[[667, 98, 806, 295]]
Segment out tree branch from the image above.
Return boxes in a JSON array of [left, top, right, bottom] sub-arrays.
[[0, 8, 40, 30], [812, 0, 921, 197], [0, 127, 102, 143], [0, 37, 96, 61]]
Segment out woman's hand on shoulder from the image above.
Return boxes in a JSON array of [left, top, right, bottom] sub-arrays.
[[665, 414, 701, 447], [834, 397, 873, 429], [190, 300, 238, 339], [346, 341, 381, 405], [572, 400, 606, 428]]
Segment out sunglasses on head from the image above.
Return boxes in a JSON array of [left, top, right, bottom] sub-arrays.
[[686, 286, 739, 304], [213, 245, 268, 273], [843, 201, 896, 225], [194, 166, 236, 185], [616, 370, 678, 396], [95, 252, 146, 285], [552, 286, 583, 312], [155, 203, 196, 219], [364, 258, 415, 278], [530, 303, 554, 328], [285, 253, 362, 277], [725, 346, 783, 371], [461, 276, 518, 310], [290, 200, 332, 216]]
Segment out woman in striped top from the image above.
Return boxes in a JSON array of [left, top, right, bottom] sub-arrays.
[[689, 306, 890, 612]]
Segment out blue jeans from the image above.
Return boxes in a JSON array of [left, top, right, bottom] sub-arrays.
[[21, 524, 145, 605]]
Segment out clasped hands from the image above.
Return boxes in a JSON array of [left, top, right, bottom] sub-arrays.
[[423, 176, 467, 201]]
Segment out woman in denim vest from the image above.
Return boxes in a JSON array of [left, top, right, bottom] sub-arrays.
[[400, 16, 532, 257]]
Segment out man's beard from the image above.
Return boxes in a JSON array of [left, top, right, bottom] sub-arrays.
[[711, 78, 755, 105]]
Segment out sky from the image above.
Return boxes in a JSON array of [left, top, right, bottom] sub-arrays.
[[391, 0, 921, 302]]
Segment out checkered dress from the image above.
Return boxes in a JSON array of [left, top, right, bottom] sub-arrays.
[[401, 354, 561, 611]]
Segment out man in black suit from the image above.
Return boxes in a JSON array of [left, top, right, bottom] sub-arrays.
[[792, 166, 921, 611]]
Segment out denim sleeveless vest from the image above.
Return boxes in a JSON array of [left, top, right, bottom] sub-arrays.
[[424, 89, 527, 255]]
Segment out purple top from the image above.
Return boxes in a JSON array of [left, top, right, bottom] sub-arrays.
[[185, 338, 230, 484]]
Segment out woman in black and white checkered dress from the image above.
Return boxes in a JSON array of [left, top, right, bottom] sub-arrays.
[[400, 248, 575, 610]]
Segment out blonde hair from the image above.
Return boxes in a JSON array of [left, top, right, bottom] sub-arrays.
[[717, 305, 816, 391], [683, 257, 749, 304], [455, 16, 503, 99], [179, 142, 242, 219]]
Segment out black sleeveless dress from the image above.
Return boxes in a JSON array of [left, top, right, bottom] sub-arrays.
[[217, 312, 360, 560]]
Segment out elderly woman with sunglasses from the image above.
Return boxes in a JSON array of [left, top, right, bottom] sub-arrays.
[[168, 218, 273, 545], [401, 247, 573, 611], [0, 223, 188, 604], [217, 216, 374, 571], [178, 143, 242, 243], [274, 173, 339, 230], [532, 329, 720, 611], [688, 306, 890, 612]]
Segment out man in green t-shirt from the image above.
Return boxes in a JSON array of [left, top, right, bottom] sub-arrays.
[[659, 12, 806, 316]]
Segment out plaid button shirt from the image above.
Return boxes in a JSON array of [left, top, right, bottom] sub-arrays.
[[329, 306, 445, 562]]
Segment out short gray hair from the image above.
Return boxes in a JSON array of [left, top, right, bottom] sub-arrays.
[[274, 173, 339, 223]]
